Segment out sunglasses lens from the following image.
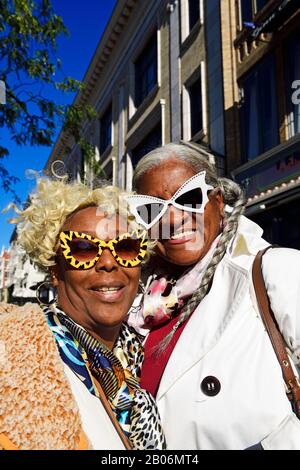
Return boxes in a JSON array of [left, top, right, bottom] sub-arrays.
[[174, 188, 203, 210], [137, 203, 165, 225], [69, 238, 98, 261], [115, 237, 141, 260]]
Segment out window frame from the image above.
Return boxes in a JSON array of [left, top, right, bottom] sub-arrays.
[[188, 0, 200, 32], [180, 0, 203, 44], [239, 52, 279, 161], [284, 33, 300, 139], [237, 0, 271, 29], [99, 103, 113, 156], [182, 62, 206, 141], [133, 32, 158, 109], [130, 122, 162, 167]]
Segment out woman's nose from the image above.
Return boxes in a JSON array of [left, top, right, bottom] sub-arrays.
[[157, 205, 189, 239], [162, 204, 188, 228], [94, 248, 118, 272]]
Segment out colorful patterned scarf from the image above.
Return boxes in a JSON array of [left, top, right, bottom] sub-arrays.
[[129, 235, 221, 333], [44, 305, 166, 450]]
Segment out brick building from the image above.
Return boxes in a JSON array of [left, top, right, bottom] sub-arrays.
[[223, 0, 300, 247]]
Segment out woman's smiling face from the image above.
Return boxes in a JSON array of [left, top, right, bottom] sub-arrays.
[[52, 206, 141, 348], [136, 159, 223, 267]]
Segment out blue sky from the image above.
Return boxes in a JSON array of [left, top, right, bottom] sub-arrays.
[[0, 0, 117, 249]]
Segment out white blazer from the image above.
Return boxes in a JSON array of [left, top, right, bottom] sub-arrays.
[[64, 365, 126, 450], [155, 217, 300, 449]]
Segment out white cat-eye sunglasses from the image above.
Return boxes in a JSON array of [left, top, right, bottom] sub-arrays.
[[126, 171, 214, 230]]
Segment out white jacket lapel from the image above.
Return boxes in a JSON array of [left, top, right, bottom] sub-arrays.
[[156, 258, 249, 400]]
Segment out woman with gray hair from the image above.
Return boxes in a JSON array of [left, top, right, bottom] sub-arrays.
[[127, 142, 300, 450]]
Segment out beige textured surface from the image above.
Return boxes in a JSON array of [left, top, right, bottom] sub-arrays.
[[0, 302, 87, 450]]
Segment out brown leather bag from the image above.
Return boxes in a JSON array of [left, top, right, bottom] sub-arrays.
[[252, 246, 300, 418]]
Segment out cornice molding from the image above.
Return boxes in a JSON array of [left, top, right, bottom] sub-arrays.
[[76, 0, 137, 107]]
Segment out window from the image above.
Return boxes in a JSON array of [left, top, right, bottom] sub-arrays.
[[240, 0, 253, 25], [239, 0, 270, 27], [255, 0, 269, 13], [189, 79, 203, 137], [131, 124, 162, 167], [285, 34, 300, 138], [134, 33, 158, 108], [182, 71, 204, 141], [188, 0, 200, 31], [181, 0, 202, 42], [99, 104, 112, 155], [240, 53, 279, 161]]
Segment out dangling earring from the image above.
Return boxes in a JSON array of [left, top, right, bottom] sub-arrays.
[[36, 281, 57, 305]]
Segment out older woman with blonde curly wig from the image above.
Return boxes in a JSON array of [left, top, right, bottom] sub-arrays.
[[0, 177, 165, 451]]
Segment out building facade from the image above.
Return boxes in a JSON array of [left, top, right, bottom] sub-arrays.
[[45, 0, 228, 187], [4, 232, 45, 305], [45, 0, 300, 249], [223, 0, 300, 248]]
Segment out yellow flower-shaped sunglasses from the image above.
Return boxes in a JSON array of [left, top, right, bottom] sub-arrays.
[[59, 229, 148, 269]]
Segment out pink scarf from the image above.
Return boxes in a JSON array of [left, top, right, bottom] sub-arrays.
[[128, 235, 221, 333]]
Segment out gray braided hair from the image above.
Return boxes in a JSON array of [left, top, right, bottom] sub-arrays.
[[133, 143, 247, 353]]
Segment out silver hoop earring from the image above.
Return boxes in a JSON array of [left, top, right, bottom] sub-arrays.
[[36, 282, 57, 305]]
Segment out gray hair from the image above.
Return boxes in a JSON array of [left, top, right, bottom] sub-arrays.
[[133, 142, 218, 190], [133, 142, 247, 353]]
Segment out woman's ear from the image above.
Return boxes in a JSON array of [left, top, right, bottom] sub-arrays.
[[211, 189, 225, 216], [49, 266, 59, 287]]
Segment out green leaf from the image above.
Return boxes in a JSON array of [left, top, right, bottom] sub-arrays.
[[0, 0, 94, 199]]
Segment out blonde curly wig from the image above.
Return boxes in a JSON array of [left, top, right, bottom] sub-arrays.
[[7, 178, 149, 270]]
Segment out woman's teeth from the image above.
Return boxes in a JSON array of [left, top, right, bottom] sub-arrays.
[[170, 230, 195, 240], [94, 287, 121, 292]]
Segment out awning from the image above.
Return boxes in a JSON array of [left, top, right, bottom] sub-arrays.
[[245, 175, 300, 215], [232, 133, 300, 200], [234, 0, 299, 47], [251, 0, 299, 39]]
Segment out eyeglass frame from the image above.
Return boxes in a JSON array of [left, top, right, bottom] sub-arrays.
[[59, 229, 148, 270], [126, 171, 214, 230]]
